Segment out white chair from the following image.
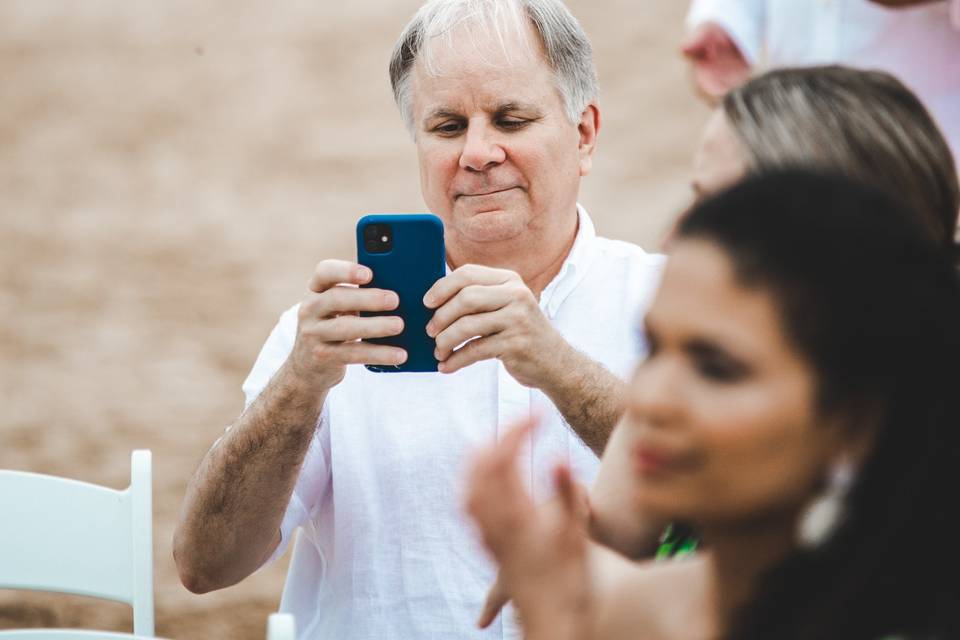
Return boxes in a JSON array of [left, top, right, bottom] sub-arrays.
[[0, 633, 161, 639], [0, 450, 154, 637], [266, 613, 296, 640]]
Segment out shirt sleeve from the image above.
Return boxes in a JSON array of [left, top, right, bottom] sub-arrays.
[[685, 0, 767, 65], [242, 304, 300, 408]]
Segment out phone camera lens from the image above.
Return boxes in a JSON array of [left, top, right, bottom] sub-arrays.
[[364, 223, 393, 254]]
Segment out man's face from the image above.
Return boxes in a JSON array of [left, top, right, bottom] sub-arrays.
[[410, 22, 595, 246]]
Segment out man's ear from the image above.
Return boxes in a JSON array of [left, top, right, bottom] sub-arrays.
[[578, 103, 600, 177]]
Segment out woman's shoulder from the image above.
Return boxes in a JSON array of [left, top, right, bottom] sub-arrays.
[[590, 546, 712, 640]]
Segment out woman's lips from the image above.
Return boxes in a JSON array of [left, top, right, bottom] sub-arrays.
[[633, 444, 690, 477]]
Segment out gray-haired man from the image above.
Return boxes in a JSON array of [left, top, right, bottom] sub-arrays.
[[174, 1, 663, 637]]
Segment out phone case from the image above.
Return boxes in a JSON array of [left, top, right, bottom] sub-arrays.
[[356, 214, 446, 372]]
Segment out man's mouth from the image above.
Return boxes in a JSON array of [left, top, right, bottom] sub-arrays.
[[457, 186, 519, 198]]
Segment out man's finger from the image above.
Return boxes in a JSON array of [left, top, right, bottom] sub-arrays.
[[434, 311, 505, 360], [329, 342, 408, 367], [308, 260, 372, 293], [427, 283, 517, 338], [423, 265, 514, 309], [305, 315, 404, 342], [438, 334, 501, 374], [310, 286, 399, 317]]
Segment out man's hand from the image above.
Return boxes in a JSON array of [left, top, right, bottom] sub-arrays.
[[466, 417, 593, 640], [681, 22, 751, 102], [424, 264, 567, 387], [426, 263, 625, 455], [291, 259, 409, 390]]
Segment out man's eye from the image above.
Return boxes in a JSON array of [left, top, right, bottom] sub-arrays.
[[497, 118, 528, 130], [433, 122, 465, 135]]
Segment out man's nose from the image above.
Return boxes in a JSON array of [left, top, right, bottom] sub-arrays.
[[459, 122, 506, 172], [627, 356, 686, 429]]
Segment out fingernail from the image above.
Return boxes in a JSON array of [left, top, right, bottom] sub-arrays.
[[385, 292, 399, 308], [438, 362, 447, 373], [357, 266, 372, 282], [423, 293, 434, 307], [434, 349, 441, 360], [425, 322, 435, 337], [396, 350, 408, 364]]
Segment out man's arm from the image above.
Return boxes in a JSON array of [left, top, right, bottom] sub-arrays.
[[174, 364, 328, 593], [536, 344, 627, 456], [424, 264, 624, 455], [173, 260, 407, 593]]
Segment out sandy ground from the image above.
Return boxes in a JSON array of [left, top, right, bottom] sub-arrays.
[[0, 1, 707, 638]]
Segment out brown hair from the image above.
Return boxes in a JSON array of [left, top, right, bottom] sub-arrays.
[[723, 65, 959, 253]]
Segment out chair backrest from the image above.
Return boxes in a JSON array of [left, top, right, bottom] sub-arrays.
[[266, 613, 295, 640], [0, 451, 154, 636]]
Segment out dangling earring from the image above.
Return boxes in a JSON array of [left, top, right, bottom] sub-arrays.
[[798, 459, 854, 547]]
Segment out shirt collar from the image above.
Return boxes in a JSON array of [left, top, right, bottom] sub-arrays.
[[540, 204, 598, 317]]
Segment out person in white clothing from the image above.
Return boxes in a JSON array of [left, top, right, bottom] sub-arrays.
[[172, 1, 664, 638], [681, 0, 960, 162]]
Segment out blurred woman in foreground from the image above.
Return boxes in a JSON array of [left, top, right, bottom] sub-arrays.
[[587, 64, 960, 561], [466, 171, 960, 640]]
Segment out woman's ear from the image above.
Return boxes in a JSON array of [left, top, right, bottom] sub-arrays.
[[825, 398, 882, 467]]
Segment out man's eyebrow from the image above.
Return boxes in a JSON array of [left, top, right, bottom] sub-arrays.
[[422, 102, 542, 121], [494, 101, 541, 114], [423, 108, 462, 124]]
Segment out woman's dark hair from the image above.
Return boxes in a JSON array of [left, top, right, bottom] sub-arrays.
[[677, 170, 960, 640], [723, 65, 960, 261]]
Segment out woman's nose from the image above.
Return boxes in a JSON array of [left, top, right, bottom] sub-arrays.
[[627, 356, 686, 429]]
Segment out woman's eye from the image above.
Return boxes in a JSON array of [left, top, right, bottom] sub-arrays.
[[687, 342, 749, 383], [694, 354, 747, 383]]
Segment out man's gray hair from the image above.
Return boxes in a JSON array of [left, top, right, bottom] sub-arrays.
[[389, 0, 598, 135]]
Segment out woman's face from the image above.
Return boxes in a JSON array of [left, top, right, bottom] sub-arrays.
[[691, 109, 749, 200], [623, 239, 848, 528]]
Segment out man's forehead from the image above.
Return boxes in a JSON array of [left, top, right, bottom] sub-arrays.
[[413, 70, 556, 121], [410, 22, 555, 113], [414, 17, 547, 81]]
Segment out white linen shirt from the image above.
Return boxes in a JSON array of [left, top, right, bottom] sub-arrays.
[[241, 207, 664, 639], [686, 0, 960, 160]]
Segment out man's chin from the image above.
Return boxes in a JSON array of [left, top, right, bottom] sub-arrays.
[[452, 208, 528, 243]]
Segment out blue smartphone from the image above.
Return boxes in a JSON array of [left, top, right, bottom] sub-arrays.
[[356, 214, 446, 373]]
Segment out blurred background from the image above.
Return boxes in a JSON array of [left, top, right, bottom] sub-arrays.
[[0, 0, 706, 637]]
